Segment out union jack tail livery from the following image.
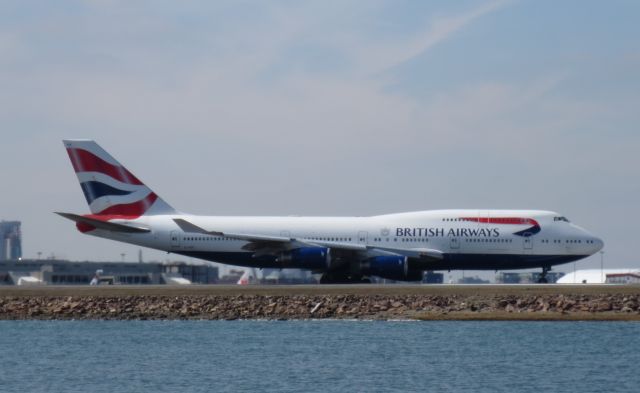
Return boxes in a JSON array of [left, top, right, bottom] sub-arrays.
[[63, 140, 176, 218]]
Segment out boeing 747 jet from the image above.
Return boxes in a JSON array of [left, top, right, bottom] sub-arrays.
[[57, 140, 604, 283]]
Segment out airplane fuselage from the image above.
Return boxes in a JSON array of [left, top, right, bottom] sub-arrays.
[[88, 209, 603, 273]]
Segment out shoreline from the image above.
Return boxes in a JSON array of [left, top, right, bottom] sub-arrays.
[[1, 285, 639, 321]]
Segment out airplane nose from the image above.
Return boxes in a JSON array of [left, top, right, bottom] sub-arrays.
[[593, 237, 604, 253], [577, 225, 604, 254]]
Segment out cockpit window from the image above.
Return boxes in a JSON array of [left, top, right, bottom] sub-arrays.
[[553, 216, 570, 222]]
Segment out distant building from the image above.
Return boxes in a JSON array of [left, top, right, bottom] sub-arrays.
[[457, 276, 490, 284], [495, 271, 565, 284], [0, 221, 21, 261], [556, 269, 640, 284], [423, 271, 444, 284], [605, 272, 640, 284], [0, 259, 218, 285], [225, 268, 317, 285]]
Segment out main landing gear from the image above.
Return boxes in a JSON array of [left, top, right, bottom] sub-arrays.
[[537, 266, 551, 284]]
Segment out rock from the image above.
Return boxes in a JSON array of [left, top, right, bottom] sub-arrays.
[[0, 291, 638, 321]]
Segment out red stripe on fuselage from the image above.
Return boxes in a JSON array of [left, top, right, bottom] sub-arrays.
[[460, 217, 539, 226], [66, 148, 143, 185]]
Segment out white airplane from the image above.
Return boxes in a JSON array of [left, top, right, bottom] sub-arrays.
[[57, 140, 604, 283]]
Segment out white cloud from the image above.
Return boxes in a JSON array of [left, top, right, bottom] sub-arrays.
[[353, 0, 515, 75]]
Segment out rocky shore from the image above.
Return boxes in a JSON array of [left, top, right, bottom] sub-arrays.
[[1, 290, 640, 320]]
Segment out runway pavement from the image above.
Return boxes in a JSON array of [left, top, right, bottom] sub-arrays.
[[1, 284, 638, 297]]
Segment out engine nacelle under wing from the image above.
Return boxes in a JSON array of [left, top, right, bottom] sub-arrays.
[[276, 247, 331, 270], [362, 256, 423, 281]]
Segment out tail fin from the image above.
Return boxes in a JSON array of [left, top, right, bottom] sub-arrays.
[[63, 140, 176, 217]]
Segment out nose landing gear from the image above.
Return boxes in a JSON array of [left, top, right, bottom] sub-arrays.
[[537, 266, 551, 283]]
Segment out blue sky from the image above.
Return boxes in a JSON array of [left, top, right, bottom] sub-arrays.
[[0, 0, 638, 277]]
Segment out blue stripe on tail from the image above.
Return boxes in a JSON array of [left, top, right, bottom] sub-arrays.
[[80, 181, 133, 204]]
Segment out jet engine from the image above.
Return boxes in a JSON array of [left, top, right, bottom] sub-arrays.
[[362, 256, 423, 281], [276, 247, 331, 270]]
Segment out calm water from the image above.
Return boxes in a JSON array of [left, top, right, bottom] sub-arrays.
[[0, 320, 638, 393]]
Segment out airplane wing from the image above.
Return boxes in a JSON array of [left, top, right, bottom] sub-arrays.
[[172, 218, 367, 252], [367, 246, 444, 260], [173, 218, 290, 243], [56, 212, 151, 233], [172, 218, 441, 260]]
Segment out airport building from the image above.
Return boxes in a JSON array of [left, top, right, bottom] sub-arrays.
[[495, 271, 565, 284], [556, 269, 640, 284], [0, 259, 218, 286], [457, 276, 490, 284], [0, 221, 21, 261], [605, 272, 640, 284]]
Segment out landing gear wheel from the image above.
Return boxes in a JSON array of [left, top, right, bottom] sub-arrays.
[[537, 266, 550, 284]]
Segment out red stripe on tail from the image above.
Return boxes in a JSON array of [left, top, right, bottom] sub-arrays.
[[95, 193, 158, 218], [66, 148, 143, 185]]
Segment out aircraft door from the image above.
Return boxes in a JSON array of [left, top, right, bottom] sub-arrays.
[[523, 234, 533, 250], [170, 230, 181, 249], [450, 237, 460, 250]]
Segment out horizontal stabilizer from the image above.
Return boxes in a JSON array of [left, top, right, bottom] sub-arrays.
[[56, 212, 151, 233]]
